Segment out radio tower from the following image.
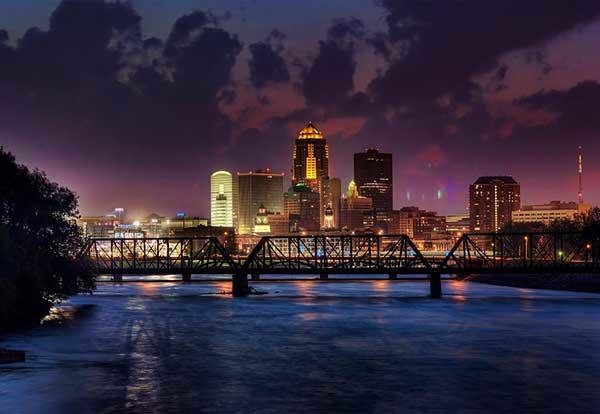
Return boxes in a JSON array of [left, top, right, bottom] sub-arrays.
[[578, 145, 584, 204]]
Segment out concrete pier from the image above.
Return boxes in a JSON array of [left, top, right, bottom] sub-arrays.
[[430, 272, 442, 298], [232, 273, 249, 297]]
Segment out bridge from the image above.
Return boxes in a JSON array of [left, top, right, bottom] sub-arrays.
[[82, 232, 600, 297]]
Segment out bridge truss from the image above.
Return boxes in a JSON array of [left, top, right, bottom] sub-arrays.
[[84, 237, 238, 275], [444, 232, 599, 273], [242, 235, 432, 275]]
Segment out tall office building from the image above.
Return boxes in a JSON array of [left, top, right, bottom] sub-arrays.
[[319, 177, 341, 229], [469, 176, 520, 232], [354, 149, 393, 228], [238, 169, 284, 234], [210, 171, 237, 228], [284, 184, 321, 232], [292, 122, 329, 191]]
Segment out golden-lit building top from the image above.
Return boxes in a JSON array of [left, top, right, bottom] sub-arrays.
[[298, 122, 324, 140]]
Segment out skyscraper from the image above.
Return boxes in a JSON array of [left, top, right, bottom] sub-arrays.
[[319, 177, 341, 229], [284, 184, 321, 232], [469, 176, 520, 233], [354, 149, 393, 228], [210, 171, 237, 228], [292, 122, 329, 191], [237, 169, 284, 234]]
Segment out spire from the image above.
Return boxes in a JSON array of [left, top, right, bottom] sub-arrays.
[[346, 180, 359, 198], [578, 145, 584, 204]]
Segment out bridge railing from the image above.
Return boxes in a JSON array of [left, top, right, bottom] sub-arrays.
[[443, 232, 600, 272]]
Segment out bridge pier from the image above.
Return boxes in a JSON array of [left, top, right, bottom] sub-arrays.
[[251, 273, 260, 281], [112, 274, 123, 282], [182, 272, 192, 282], [430, 272, 442, 298], [319, 273, 329, 280], [388, 273, 397, 280], [232, 273, 249, 297]]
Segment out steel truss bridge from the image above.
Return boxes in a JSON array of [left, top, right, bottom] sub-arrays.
[[82, 232, 600, 297]]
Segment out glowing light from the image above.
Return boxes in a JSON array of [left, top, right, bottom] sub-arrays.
[[436, 189, 443, 199], [132, 220, 140, 226], [378, 230, 384, 235], [586, 244, 592, 249]]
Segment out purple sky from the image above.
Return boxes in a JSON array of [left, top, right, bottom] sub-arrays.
[[1, 0, 599, 219]]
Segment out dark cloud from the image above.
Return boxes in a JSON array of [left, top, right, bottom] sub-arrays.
[[248, 29, 290, 88], [369, 0, 600, 106], [0, 0, 243, 216], [301, 17, 365, 107], [516, 81, 600, 132]]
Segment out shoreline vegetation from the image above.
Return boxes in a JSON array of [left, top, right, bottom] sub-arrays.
[[463, 274, 600, 294], [0, 148, 93, 332]]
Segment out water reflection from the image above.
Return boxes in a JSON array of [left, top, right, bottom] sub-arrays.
[[0, 281, 599, 413]]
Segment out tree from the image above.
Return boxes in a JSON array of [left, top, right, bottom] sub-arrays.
[[0, 148, 93, 328]]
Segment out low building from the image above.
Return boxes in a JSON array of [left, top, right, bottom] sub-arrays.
[[445, 214, 470, 236], [512, 201, 591, 224], [389, 207, 446, 239]]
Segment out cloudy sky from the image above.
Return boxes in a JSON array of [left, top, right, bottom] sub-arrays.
[[1, 0, 599, 218]]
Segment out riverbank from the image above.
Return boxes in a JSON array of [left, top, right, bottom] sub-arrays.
[[463, 273, 600, 293]]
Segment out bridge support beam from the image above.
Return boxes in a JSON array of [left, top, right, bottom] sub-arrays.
[[388, 273, 397, 280], [319, 273, 329, 280], [251, 273, 260, 281], [430, 272, 442, 299], [232, 273, 249, 297], [112, 274, 123, 282], [182, 272, 192, 282]]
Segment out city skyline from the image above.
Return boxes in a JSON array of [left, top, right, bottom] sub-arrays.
[[1, 1, 599, 217]]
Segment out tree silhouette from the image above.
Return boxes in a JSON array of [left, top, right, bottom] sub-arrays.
[[0, 148, 93, 328]]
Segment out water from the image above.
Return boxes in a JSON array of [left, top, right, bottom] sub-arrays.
[[1, 279, 599, 413]]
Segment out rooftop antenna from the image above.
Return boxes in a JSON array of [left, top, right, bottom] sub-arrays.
[[578, 145, 584, 204]]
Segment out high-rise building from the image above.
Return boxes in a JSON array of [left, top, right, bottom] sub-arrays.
[[340, 180, 374, 231], [292, 122, 329, 191], [354, 149, 393, 228], [319, 177, 341, 229], [237, 169, 284, 234], [210, 171, 237, 228], [284, 184, 321, 232], [469, 176, 520, 232]]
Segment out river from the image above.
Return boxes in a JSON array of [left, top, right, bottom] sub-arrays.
[[1, 279, 599, 413]]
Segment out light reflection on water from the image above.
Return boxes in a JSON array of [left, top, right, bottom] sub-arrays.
[[0, 279, 599, 413]]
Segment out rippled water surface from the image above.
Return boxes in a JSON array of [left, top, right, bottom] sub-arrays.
[[1, 280, 599, 413]]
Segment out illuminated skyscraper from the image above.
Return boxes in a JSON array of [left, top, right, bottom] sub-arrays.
[[469, 176, 520, 233], [354, 149, 393, 229], [292, 122, 329, 191], [238, 169, 284, 234], [210, 171, 237, 228]]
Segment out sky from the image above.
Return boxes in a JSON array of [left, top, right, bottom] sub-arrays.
[[1, 0, 600, 219]]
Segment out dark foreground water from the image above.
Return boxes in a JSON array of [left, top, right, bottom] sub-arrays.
[[1, 280, 599, 413]]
